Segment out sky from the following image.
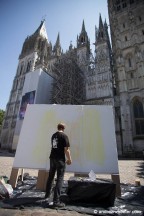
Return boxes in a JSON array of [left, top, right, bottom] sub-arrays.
[[0, 0, 109, 110]]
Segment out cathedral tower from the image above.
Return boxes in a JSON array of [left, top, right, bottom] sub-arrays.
[[77, 20, 90, 71], [108, 0, 144, 156], [47, 33, 62, 74], [85, 15, 114, 105], [0, 21, 51, 149], [53, 33, 61, 57]]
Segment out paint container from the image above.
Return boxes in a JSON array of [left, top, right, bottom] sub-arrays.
[[89, 170, 96, 181]]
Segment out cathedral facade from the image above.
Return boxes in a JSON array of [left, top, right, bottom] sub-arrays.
[[108, 0, 144, 157], [1, 0, 144, 157]]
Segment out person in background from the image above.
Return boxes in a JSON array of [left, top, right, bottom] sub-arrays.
[[45, 123, 72, 208]]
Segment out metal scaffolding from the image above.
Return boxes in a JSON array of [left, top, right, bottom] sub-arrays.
[[51, 50, 85, 104]]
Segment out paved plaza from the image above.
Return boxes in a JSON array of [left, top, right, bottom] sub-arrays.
[[0, 151, 144, 215], [0, 151, 143, 185]]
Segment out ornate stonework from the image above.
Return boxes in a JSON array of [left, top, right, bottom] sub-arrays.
[[108, 0, 144, 157]]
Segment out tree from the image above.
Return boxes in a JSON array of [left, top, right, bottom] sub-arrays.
[[0, 109, 5, 127]]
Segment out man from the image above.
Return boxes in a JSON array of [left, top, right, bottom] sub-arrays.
[[45, 123, 72, 207]]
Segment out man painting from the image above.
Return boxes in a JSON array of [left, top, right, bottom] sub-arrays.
[[45, 123, 72, 207]]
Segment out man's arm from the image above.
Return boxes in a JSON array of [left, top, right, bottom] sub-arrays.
[[64, 147, 72, 165]]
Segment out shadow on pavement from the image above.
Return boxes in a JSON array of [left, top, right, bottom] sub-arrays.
[[0, 150, 15, 157], [136, 161, 144, 180]]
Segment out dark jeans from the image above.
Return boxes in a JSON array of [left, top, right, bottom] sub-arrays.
[[45, 158, 65, 203]]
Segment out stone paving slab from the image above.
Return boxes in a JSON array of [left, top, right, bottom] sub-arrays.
[[0, 153, 143, 185], [0, 209, 88, 216]]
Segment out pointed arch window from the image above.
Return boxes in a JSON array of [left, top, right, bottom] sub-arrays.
[[130, 0, 135, 4], [116, 0, 121, 11], [101, 32, 103, 38], [117, 5, 121, 11], [16, 65, 20, 75], [26, 61, 31, 72], [125, 36, 128, 41], [122, 0, 127, 8], [139, 16, 142, 22], [128, 58, 132, 67], [20, 64, 23, 75], [81, 37, 85, 43], [14, 79, 18, 90], [131, 72, 133, 78], [38, 39, 41, 49], [133, 99, 144, 135], [116, 0, 128, 11]]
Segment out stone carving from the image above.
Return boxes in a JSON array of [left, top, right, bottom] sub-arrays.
[[128, 11, 134, 22]]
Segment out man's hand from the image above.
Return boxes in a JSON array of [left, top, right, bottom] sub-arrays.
[[66, 159, 72, 165], [65, 147, 72, 165]]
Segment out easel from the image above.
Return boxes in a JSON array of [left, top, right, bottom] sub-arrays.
[[9, 168, 24, 188], [9, 168, 121, 197], [10, 168, 49, 191], [111, 174, 121, 197]]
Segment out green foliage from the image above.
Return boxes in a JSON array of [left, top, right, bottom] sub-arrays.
[[0, 109, 5, 127]]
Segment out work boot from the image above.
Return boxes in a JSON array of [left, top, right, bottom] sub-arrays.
[[53, 202, 65, 208], [45, 192, 50, 199]]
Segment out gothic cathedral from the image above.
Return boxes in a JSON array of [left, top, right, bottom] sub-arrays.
[[108, 0, 144, 157], [1, 0, 144, 158]]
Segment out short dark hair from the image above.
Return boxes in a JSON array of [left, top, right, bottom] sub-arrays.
[[57, 123, 65, 131]]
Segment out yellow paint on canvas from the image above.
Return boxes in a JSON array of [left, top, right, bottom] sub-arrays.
[[83, 108, 105, 165], [32, 110, 60, 164], [31, 106, 105, 167], [70, 116, 83, 166]]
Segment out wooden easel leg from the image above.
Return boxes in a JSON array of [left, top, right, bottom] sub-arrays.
[[111, 174, 121, 197], [21, 169, 24, 182], [9, 168, 19, 188], [36, 170, 49, 191]]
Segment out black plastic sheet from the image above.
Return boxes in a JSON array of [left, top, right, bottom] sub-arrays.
[[0, 175, 143, 215]]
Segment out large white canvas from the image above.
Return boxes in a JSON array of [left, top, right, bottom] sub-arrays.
[[13, 104, 119, 174]]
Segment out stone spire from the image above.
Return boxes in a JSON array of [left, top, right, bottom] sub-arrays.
[[19, 20, 49, 59], [81, 19, 86, 32], [95, 14, 107, 44], [38, 19, 48, 40], [77, 20, 90, 50], [53, 33, 61, 56]]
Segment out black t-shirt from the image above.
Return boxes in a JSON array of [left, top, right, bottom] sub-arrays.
[[50, 131, 70, 161]]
